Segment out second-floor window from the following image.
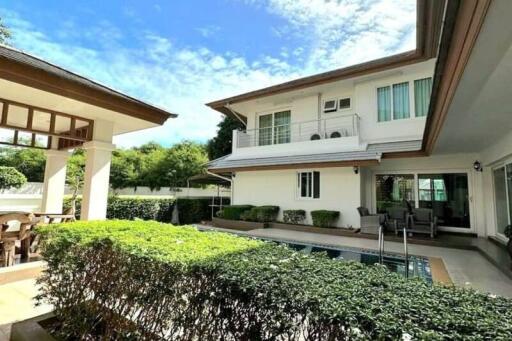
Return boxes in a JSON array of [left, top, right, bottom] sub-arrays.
[[377, 77, 432, 122], [258, 110, 291, 146]]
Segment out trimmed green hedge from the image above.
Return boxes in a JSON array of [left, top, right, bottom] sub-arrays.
[[37, 221, 512, 340], [311, 210, 340, 228], [283, 209, 306, 224], [240, 206, 279, 223], [218, 205, 253, 220], [63, 197, 224, 224]]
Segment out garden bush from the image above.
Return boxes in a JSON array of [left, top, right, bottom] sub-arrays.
[[311, 210, 340, 228], [283, 209, 306, 224], [240, 206, 279, 223], [219, 205, 253, 220], [0, 166, 27, 190], [37, 221, 512, 340], [63, 197, 223, 223]]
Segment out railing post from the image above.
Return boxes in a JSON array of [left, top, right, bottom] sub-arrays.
[[403, 228, 409, 279], [378, 225, 384, 265]]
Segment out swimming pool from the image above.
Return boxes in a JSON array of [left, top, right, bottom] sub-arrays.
[[280, 240, 432, 283], [197, 227, 432, 283]]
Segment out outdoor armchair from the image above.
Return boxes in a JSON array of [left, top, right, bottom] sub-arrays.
[[357, 206, 386, 235], [387, 207, 409, 236], [407, 208, 438, 238]]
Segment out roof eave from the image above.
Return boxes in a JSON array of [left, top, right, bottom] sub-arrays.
[[206, 0, 445, 117], [0, 55, 176, 125]]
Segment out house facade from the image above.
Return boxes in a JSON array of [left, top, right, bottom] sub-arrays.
[[207, 0, 512, 244]]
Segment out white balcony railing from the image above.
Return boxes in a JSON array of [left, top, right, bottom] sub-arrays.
[[236, 114, 360, 149]]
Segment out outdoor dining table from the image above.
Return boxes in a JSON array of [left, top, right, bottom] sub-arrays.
[[33, 212, 76, 224], [0, 211, 40, 267]]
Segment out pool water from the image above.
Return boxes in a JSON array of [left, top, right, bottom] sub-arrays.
[[197, 227, 432, 283], [283, 241, 432, 283]]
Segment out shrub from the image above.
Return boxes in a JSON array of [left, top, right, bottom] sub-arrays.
[[504, 225, 512, 239], [63, 197, 224, 223], [283, 209, 306, 224], [240, 209, 257, 221], [220, 205, 253, 220], [0, 166, 27, 190], [37, 221, 512, 340], [253, 206, 279, 222], [311, 210, 340, 228]]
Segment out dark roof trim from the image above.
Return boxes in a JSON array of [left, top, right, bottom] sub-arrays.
[[422, 0, 491, 154], [206, 0, 445, 119], [0, 45, 176, 125]]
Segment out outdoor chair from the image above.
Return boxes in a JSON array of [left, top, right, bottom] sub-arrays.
[[407, 208, 437, 238], [0, 213, 38, 266], [386, 207, 409, 236], [357, 206, 386, 235]]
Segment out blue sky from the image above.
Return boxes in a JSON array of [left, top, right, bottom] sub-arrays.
[[1, 0, 416, 148]]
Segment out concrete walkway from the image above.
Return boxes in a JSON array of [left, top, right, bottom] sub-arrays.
[[0, 278, 52, 340], [197, 225, 512, 298]]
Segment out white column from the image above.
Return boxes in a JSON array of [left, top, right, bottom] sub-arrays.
[[41, 149, 70, 213], [80, 141, 116, 220]]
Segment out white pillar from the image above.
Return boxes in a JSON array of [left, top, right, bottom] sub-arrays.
[[41, 149, 70, 213], [80, 141, 116, 221]]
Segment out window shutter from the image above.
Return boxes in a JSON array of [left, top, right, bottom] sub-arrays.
[[313, 171, 320, 198]]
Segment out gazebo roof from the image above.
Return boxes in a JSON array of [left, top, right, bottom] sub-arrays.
[[0, 45, 176, 150]]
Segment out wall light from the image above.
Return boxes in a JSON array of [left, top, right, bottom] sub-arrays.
[[473, 161, 483, 172]]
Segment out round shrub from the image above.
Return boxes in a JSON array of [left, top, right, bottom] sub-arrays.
[[283, 209, 306, 224], [0, 166, 27, 190], [311, 210, 340, 228], [37, 221, 512, 340]]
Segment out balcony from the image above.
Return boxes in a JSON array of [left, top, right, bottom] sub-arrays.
[[232, 114, 365, 159]]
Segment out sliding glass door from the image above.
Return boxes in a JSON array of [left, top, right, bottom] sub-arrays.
[[375, 174, 415, 213], [418, 174, 470, 228], [493, 164, 512, 237], [375, 172, 473, 230]]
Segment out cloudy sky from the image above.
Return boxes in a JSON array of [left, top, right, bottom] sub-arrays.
[[1, 0, 416, 147]]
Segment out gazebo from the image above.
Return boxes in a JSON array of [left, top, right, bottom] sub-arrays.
[[0, 45, 176, 220]]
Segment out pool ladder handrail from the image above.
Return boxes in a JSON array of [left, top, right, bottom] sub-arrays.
[[403, 228, 409, 279], [378, 225, 384, 264], [378, 225, 410, 279]]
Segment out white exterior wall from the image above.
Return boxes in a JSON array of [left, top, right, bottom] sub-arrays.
[[479, 130, 512, 242], [230, 59, 435, 159], [362, 154, 485, 236], [232, 167, 361, 228]]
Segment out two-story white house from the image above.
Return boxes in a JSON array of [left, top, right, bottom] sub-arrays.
[[207, 0, 512, 244]]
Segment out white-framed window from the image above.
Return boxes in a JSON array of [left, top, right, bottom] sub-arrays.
[[377, 77, 432, 122], [297, 171, 320, 199], [257, 110, 291, 146], [322, 99, 337, 113], [339, 97, 351, 110]]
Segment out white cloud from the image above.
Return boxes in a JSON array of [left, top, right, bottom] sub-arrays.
[[2, 0, 416, 148], [253, 0, 416, 73]]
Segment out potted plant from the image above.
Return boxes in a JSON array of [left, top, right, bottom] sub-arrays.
[[505, 225, 512, 261]]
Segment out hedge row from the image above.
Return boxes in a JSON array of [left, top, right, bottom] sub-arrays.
[[220, 205, 340, 227], [64, 197, 228, 224], [37, 221, 512, 340]]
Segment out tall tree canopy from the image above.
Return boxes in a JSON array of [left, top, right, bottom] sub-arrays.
[[0, 17, 11, 45], [0, 141, 208, 190], [206, 116, 245, 160]]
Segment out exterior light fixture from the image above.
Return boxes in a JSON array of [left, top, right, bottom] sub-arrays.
[[353, 166, 359, 174], [473, 161, 483, 172]]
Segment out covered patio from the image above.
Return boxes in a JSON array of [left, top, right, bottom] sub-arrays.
[[0, 45, 175, 220]]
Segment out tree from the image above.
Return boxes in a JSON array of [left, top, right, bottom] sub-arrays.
[[0, 17, 11, 45], [66, 149, 85, 210], [206, 116, 245, 160], [0, 147, 46, 182], [142, 141, 208, 189], [0, 166, 27, 191]]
